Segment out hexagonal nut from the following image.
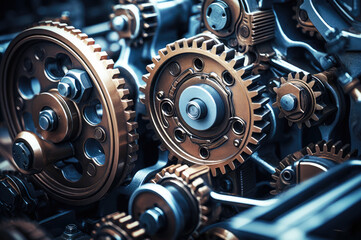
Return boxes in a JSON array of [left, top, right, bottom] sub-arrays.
[[60, 69, 93, 103]]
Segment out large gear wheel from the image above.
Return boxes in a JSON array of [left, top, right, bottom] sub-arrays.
[[0, 21, 138, 205], [92, 212, 146, 240], [140, 36, 270, 176], [110, 0, 157, 46], [272, 72, 327, 128], [270, 140, 357, 195]]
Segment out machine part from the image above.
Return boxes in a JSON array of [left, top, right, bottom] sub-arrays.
[[93, 212, 146, 240], [202, 0, 275, 51], [129, 164, 218, 239], [272, 72, 329, 128], [0, 171, 45, 217], [0, 21, 138, 205], [0, 219, 50, 240], [140, 36, 270, 176], [270, 140, 357, 195], [110, 0, 157, 46], [292, 0, 320, 38]]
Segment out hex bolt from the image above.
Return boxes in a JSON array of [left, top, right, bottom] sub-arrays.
[[206, 1, 230, 31], [112, 15, 127, 31], [139, 207, 165, 235], [38, 109, 58, 131], [58, 69, 93, 103], [186, 99, 207, 120], [58, 82, 71, 97], [12, 142, 33, 171], [65, 224, 78, 234], [280, 93, 298, 112]]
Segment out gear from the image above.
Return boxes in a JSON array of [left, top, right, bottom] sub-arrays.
[[272, 72, 326, 128], [292, 0, 321, 39], [129, 164, 218, 239], [270, 140, 357, 195], [110, 0, 157, 46], [140, 36, 270, 176], [0, 21, 138, 205], [92, 212, 146, 240]]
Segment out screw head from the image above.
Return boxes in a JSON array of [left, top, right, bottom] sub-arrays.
[[280, 93, 298, 112], [58, 82, 71, 97], [12, 142, 33, 170], [206, 1, 230, 31], [186, 99, 207, 120], [65, 224, 78, 235], [38, 109, 57, 131]]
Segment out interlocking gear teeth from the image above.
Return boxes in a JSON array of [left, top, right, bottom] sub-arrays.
[[270, 140, 357, 195], [272, 72, 325, 128], [93, 212, 146, 240], [110, 0, 157, 46], [141, 36, 270, 176], [152, 164, 215, 227]]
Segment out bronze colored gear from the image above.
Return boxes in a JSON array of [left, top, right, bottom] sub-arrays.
[[272, 72, 325, 128], [292, 0, 321, 38], [92, 212, 147, 240], [140, 36, 270, 176], [0, 21, 138, 205], [270, 140, 357, 195], [110, 0, 157, 46], [151, 164, 215, 228]]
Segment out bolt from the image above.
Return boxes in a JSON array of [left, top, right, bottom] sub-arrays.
[[139, 207, 165, 235], [157, 91, 164, 99], [65, 224, 78, 234], [206, 1, 230, 31], [186, 99, 207, 120], [233, 139, 240, 147], [239, 25, 250, 38], [168, 62, 181, 77], [94, 127, 106, 142], [112, 15, 127, 32], [281, 168, 294, 182], [12, 142, 33, 171], [280, 93, 298, 112], [38, 109, 58, 131], [58, 82, 71, 97]]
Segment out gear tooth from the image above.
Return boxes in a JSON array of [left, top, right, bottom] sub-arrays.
[[117, 88, 130, 99], [146, 63, 155, 73], [90, 43, 102, 52], [210, 167, 217, 176], [228, 161, 236, 170], [65, 25, 75, 31], [316, 104, 324, 111], [244, 146, 253, 155], [182, 38, 190, 48], [192, 37, 205, 48], [273, 87, 279, 93], [152, 56, 160, 64], [139, 86, 146, 94], [114, 78, 125, 88], [252, 97, 269, 109], [280, 77, 286, 84], [237, 155, 245, 164], [71, 29, 82, 35], [311, 114, 319, 121], [314, 91, 322, 98], [220, 49, 235, 61], [288, 73, 293, 79], [301, 75, 308, 82], [78, 33, 88, 40], [122, 99, 134, 110], [128, 132, 139, 143], [201, 39, 215, 51], [306, 147, 313, 155], [219, 165, 226, 175], [295, 122, 301, 128], [294, 72, 300, 79], [142, 73, 150, 83], [125, 110, 136, 121], [166, 44, 175, 53], [249, 137, 259, 145], [127, 122, 138, 132], [308, 80, 315, 88], [270, 190, 277, 195], [211, 43, 225, 54], [97, 51, 108, 60], [140, 97, 146, 104], [103, 59, 115, 69]]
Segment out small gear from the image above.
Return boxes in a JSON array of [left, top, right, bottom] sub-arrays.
[[110, 0, 158, 46], [140, 36, 270, 176], [270, 140, 357, 195], [0, 21, 138, 205], [292, 0, 321, 39], [272, 72, 326, 128], [92, 212, 146, 240], [152, 164, 214, 227]]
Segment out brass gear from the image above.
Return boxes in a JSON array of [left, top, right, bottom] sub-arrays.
[[110, 0, 157, 46], [151, 164, 215, 227], [272, 72, 325, 128], [140, 36, 270, 176], [292, 0, 321, 39], [270, 140, 357, 195], [0, 21, 138, 205], [92, 212, 146, 240]]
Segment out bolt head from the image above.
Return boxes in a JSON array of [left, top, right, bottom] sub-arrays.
[[38, 109, 57, 131], [12, 142, 33, 171], [58, 82, 71, 97], [280, 93, 298, 112], [186, 99, 207, 120], [206, 1, 230, 31], [112, 15, 127, 31], [139, 207, 165, 235]]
